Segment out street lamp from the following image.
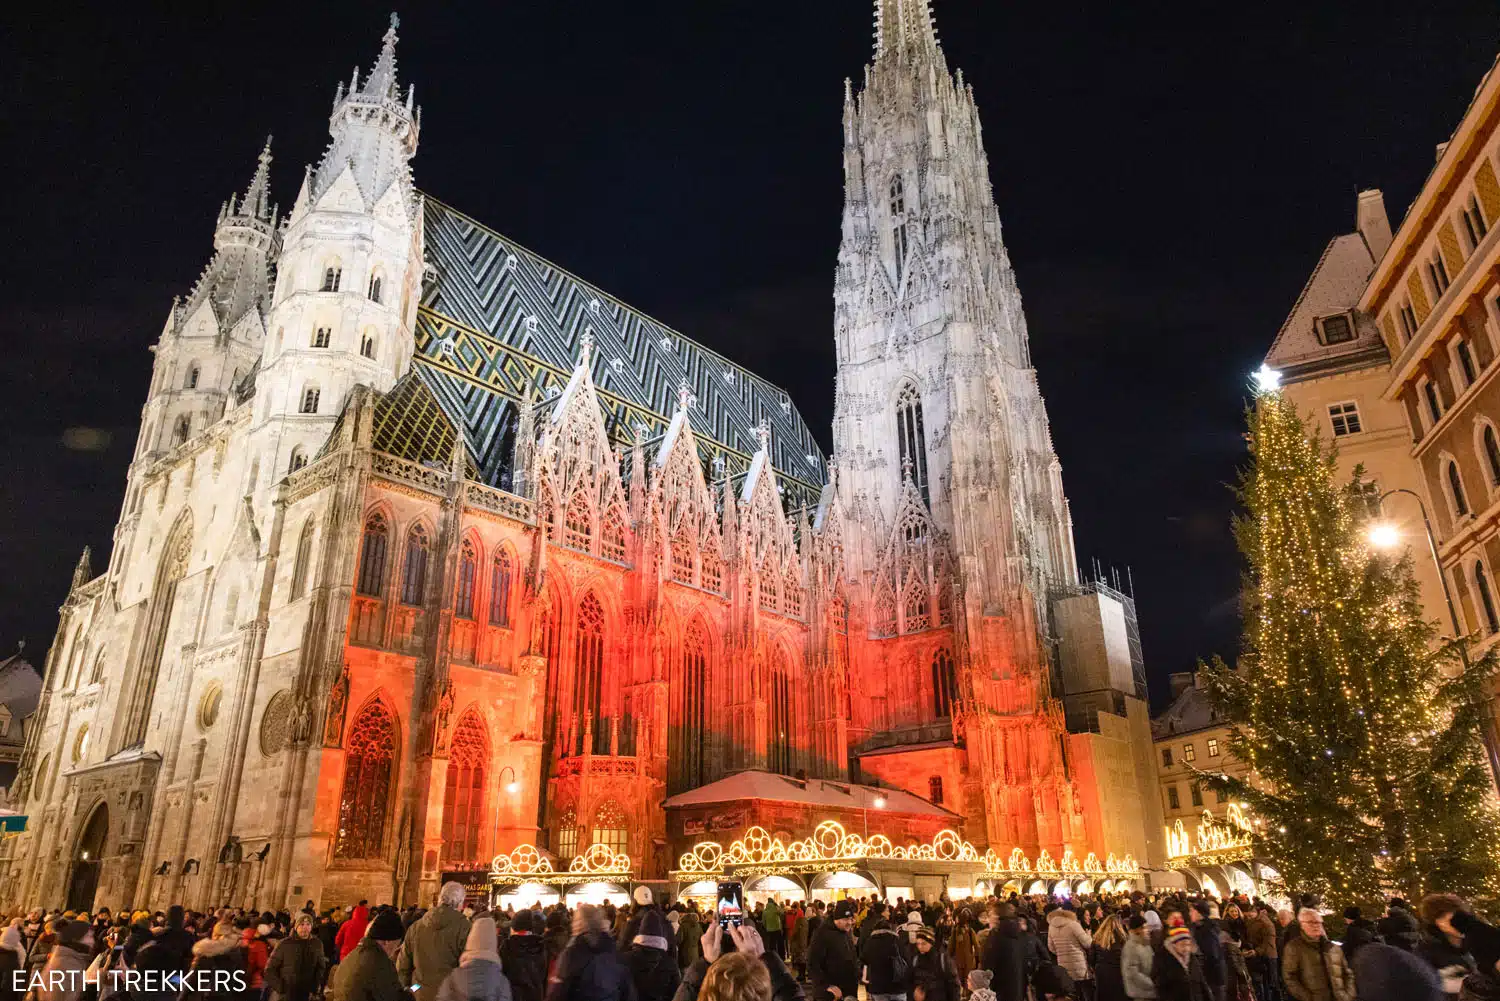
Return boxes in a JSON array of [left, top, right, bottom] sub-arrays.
[[500, 766, 520, 796]]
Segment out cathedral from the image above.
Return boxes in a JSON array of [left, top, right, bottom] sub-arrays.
[[6, 3, 1160, 911]]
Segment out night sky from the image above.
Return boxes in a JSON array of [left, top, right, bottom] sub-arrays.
[[2, 1, 1495, 706]]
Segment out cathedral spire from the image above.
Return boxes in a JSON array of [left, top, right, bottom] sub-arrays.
[[873, 0, 940, 61], [362, 13, 402, 102], [240, 136, 275, 225]]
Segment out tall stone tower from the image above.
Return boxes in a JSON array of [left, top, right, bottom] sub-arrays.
[[250, 14, 423, 496], [832, 0, 1085, 852]]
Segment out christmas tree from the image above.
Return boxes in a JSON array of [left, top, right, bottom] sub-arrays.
[[1202, 384, 1500, 903]]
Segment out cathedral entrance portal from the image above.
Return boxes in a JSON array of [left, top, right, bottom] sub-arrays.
[[66, 804, 109, 912]]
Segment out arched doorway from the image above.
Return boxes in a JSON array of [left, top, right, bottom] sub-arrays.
[[67, 803, 108, 911]]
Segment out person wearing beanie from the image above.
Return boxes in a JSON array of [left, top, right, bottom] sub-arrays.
[[266, 912, 327, 1001], [1377, 901, 1421, 955], [859, 914, 908, 1001], [188, 921, 247, 997], [334, 909, 409, 1001], [968, 969, 998, 1001], [503, 911, 548, 1001], [626, 910, 681, 1001], [1158, 926, 1210, 1001], [34, 921, 93, 1001], [434, 915, 510, 1001], [912, 925, 961, 1001], [398, 883, 473, 1001], [809, 901, 860, 1001], [1122, 915, 1156, 1001], [1190, 902, 1227, 1001], [1352, 943, 1442, 1001]]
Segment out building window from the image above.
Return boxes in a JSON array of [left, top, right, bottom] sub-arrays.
[[1399, 301, 1419, 341], [455, 540, 477, 620], [312, 327, 331, 349], [1483, 426, 1500, 487], [301, 387, 321, 414], [361, 333, 376, 359], [890, 176, 908, 282], [1190, 785, 1203, 807], [1476, 561, 1500, 635], [1448, 459, 1470, 517], [441, 710, 488, 864], [928, 776, 944, 805], [574, 593, 606, 755], [291, 520, 314, 600], [321, 266, 342, 293], [931, 649, 957, 718], [1425, 381, 1443, 426], [334, 698, 397, 860], [288, 447, 307, 473], [1428, 248, 1452, 297], [592, 800, 629, 857], [1161, 747, 1174, 767], [1183, 742, 1196, 763], [1207, 737, 1220, 757], [401, 525, 431, 606], [564, 494, 591, 551], [1328, 402, 1361, 436], [1317, 313, 1355, 345], [172, 415, 191, 446], [895, 381, 930, 506], [1462, 193, 1489, 252], [368, 274, 383, 303], [1167, 785, 1180, 810], [489, 550, 513, 626], [357, 513, 388, 597], [555, 809, 578, 862], [601, 507, 627, 562], [185, 364, 200, 390], [1458, 339, 1479, 386], [675, 620, 710, 792]]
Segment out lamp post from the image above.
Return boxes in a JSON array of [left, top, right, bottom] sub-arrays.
[[493, 766, 521, 864], [1368, 488, 1500, 783]]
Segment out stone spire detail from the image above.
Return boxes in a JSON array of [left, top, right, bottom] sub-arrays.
[[239, 136, 275, 224], [363, 14, 403, 102], [181, 138, 278, 330], [873, 0, 940, 61]]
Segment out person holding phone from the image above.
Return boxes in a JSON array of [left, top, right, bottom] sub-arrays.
[[671, 917, 804, 1001]]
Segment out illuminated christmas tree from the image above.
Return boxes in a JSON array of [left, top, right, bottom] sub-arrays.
[[1202, 383, 1500, 903]]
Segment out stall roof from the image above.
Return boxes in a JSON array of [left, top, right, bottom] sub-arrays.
[[662, 770, 960, 820]]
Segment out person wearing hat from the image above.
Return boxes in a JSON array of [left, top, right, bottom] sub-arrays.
[[188, 921, 248, 997], [334, 909, 409, 1001], [1157, 926, 1210, 1001], [243, 920, 273, 996], [912, 926, 961, 1001], [1352, 943, 1443, 1001], [503, 910, 548, 1001], [1122, 915, 1156, 1001], [435, 914, 511, 1001], [808, 901, 859, 1001], [398, 883, 473, 1001], [626, 910, 681, 1001], [34, 920, 93, 1001], [266, 912, 328, 1001]]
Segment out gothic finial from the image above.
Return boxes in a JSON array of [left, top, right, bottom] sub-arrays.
[[754, 420, 771, 456], [578, 328, 594, 368], [361, 12, 402, 100], [71, 546, 93, 591], [676, 378, 695, 413], [238, 136, 274, 223], [901, 453, 915, 483]]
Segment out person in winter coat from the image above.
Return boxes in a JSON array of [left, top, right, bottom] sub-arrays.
[[807, 901, 859, 1001], [244, 922, 272, 995], [980, 903, 1028, 1001], [787, 908, 810, 982], [1341, 910, 1382, 964], [398, 883, 473, 1001], [544, 911, 572, 983], [188, 921, 249, 998], [1245, 906, 1280, 1001], [1282, 910, 1354, 1001], [1352, 943, 1443, 1001], [25, 922, 55, 980], [1222, 926, 1252, 1001], [626, 911, 681, 1001], [546, 903, 633, 1001], [912, 927, 961, 1001], [1158, 927, 1211, 1001], [435, 915, 512, 1001], [34, 921, 93, 1001], [677, 911, 704, 974], [1121, 916, 1155, 1001], [763, 901, 785, 961], [333, 910, 409, 1001], [860, 920, 910, 1001], [669, 921, 803, 1001], [857, 904, 888, 957], [1093, 914, 1128, 1001], [1377, 903, 1422, 956], [1417, 897, 1477, 1001], [504, 910, 550, 1001], [1190, 904, 1228, 1001], [950, 910, 979, 990], [266, 913, 329, 1001], [132, 905, 198, 1001], [337, 904, 372, 962], [1047, 904, 1094, 985], [0, 920, 26, 1001]]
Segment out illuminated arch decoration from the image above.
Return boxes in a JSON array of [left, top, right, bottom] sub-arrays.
[[489, 840, 634, 887], [1164, 805, 1255, 869]]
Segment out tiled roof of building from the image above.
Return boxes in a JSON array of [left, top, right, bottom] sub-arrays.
[[1151, 678, 1220, 740], [413, 197, 828, 507], [0, 653, 41, 725], [661, 769, 960, 819], [1264, 232, 1387, 378]]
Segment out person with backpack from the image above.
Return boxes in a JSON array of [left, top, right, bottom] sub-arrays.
[[859, 917, 909, 1001], [912, 927, 961, 1001]]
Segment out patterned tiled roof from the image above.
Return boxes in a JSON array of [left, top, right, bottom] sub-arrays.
[[1264, 232, 1387, 378], [414, 196, 828, 504]]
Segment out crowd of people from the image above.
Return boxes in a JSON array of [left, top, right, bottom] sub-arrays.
[[3, 886, 1497, 1001]]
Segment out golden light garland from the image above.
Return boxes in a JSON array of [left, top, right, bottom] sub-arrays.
[[490, 842, 633, 885], [1165, 807, 1255, 869]]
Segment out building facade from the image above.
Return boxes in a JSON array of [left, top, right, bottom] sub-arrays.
[[7, 6, 1159, 912]]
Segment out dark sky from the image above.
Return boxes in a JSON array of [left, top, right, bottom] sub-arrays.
[[2, 1, 1495, 705]]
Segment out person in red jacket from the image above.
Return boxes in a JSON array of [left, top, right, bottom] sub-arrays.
[[243, 922, 272, 995], [337, 903, 372, 961]]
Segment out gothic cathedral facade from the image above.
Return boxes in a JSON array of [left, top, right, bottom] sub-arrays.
[[7, 4, 1136, 911]]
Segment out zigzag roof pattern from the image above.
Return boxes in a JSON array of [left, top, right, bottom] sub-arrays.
[[413, 196, 828, 507]]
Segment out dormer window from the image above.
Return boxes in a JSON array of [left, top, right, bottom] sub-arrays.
[[1315, 312, 1355, 346], [368, 274, 383, 303], [321, 265, 342, 293]]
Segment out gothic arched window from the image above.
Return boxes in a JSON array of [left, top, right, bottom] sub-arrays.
[[288, 447, 307, 473], [929, 775, 944, 805], [300, 386, 321, 414], [489, 550, 513, 626], [601, 507, 627, 562], [759, 561, 778, 613], [564, 494, 592, 552], [768, 650, 797, 776], [90, 649, 107, 685], [555, 807, 578, 861], [896, 382, 930, 506], [455, 540, 478, 620], [172, 415, 191, 446], [889, 176, 908, 282], [185, 363, 200, 390], [334, 698, 398, 860], [574, 594, 606, 755], [673, 620, 710, 793], [401, 525, 431, 606], [442, 709, 488, 864], [357, 514, 389, 597], [670, 531, 694, 584], [1483, 425, 1500, 487], [591, 800, 628, 857], [321, 263, 342, 293], [361, 332, 377, 359], [291, 520, 314, 600], [1448, 459, 1469, 517], [700, 543, 723, 594], [368, 274, 383, 304], [932, 648, 957, 719], [1476, 561, 1500, 635]]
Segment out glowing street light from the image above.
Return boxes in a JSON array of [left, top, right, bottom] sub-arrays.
[[1252, 365, 1281, 393], [1367, 521, 1401, 550], [873, 796, 887, 809]]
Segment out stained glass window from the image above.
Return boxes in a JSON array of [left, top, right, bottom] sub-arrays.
[[455, 540, 477, 620], [489, 550, 512, 626], [932, 649, 957, 719], [291, 520, 314, 600], [401, 525, 430, 606], [356, 514, 388, 597], [442, 709, 488, 864], [592, 800, 628, 856], [575, 594, 606, 754], [335, 699, 397, 860]]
